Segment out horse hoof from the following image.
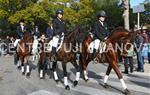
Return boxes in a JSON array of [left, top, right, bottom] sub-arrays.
[[22, 72, 25, 75], [73, 81, 78, 87], [40, 77, 44, 79], [124, 89, 130, 95], [17, 66, 21, 70], [103, 83, 109, 88], [26, 73, 30, 77], [84, 79, 89, 82], [65, 85, 70, 90], [50, 68, 53, 71], [55, 80, 59, 84], [40, 75, 44, 79]]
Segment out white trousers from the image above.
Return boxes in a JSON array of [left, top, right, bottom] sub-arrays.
[[94, 39, 100, 50], [14, 39, 20, 47], [52, 35, 59, 48]]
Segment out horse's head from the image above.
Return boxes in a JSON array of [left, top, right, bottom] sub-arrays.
[[23, 32, 34, 44]]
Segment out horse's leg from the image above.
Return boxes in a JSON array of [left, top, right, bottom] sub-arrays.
[[103, 64, 112, 88], [21, 56, 25, 75], [111, 61, 130, 94], [72, 61, 80, 87], [39, 58, 45, 79], [52, 61, 59, 83], [16, 53, 21, 69], [32, 54, 35, 62], [82, 56, 90, 82], [26, 55, 30, 77], [62, 62, 70, 90]]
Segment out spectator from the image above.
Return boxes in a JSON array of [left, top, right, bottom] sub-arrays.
[[141, 29, 149, 63], [0, 38, 2, 56], [46, 21, 53, 39], [0, 38, 5, 56], [5, 36, 11, 57], [148, 30, 150, 64], [122, 39, 134, 74], [134, 30, 144, 72], [141, 29, 148, 43], [9, 36, 15, 54]]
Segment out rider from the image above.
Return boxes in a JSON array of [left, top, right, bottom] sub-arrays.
[[14, 19, 27, 67], [51, 9, 67, 60], [14, 19, 27, 48], [32, 25, 40, 55], [93, 10, 110, 62], [32, 25, 40, 39]]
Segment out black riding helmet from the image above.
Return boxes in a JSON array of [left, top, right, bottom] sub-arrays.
[[97, 10, 107, 18], [56, 9, 63, 15], [19, 19, 24, 23]]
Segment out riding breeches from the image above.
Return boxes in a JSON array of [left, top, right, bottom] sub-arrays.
[[14, 39, 20, 47], [94, 39, 106, 53], [94, 39, 100, 50], [52, 35, 60, 48]]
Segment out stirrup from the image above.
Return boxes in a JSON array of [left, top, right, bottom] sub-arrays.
[[93, 58, 98, 64]]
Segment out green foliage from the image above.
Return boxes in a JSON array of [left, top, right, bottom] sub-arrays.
[[8, 3, 48, 24], [0, 0, 149, 36]]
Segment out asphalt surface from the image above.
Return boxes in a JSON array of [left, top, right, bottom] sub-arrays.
[[0, 55, 150, 95]]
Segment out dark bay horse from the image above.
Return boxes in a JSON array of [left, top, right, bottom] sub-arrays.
[[16, 32, 34, 77], [39, 26, 81, 90], [80, 27, 135, 94]]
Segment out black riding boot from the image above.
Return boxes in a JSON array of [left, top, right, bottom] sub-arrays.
[[51, 47, 57, 62], [92, 49, 97, 64], [14, 47, 19, 65]]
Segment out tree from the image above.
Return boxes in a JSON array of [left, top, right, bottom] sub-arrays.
[[0, 0, 38, 31], [141, 1, 150, 25], [0, 0, 133, 36], [122, 0, 130, 30], [64, 0, 96, 29]]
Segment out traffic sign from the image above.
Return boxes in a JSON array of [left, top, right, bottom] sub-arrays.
[[133, 5, 145, 13]]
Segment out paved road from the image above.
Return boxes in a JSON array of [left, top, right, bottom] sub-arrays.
[[0, 56, 150, 95]]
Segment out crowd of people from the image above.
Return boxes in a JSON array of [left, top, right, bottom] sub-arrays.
[[121, 27, 150, 74]]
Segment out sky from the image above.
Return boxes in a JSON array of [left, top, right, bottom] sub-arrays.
[[130, 0, 145, 8]]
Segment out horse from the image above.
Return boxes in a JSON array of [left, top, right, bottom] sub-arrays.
[[16, 32, 34, 77], [38, 26, 81, 90], [80, 27, 135, 94]]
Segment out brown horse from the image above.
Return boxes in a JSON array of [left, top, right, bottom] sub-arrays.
[[16, 32, 34, 77], [38, 26, 81, 90], [80, 27, 135, 94]]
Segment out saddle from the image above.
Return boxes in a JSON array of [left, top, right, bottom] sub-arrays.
[[47, 36, 64, 52]]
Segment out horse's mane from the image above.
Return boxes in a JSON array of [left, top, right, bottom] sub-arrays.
[[22, 32, 33, 42], [110, 27, 129, 34], [106, 27, 130, 43], [65, 26, 80, 42]]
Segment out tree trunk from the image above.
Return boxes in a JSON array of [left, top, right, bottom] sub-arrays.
[[123, 0, 130, 30]]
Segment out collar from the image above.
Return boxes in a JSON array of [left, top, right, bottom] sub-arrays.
[[57, 17, 62, 22], [99, 20, 104, 26]]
